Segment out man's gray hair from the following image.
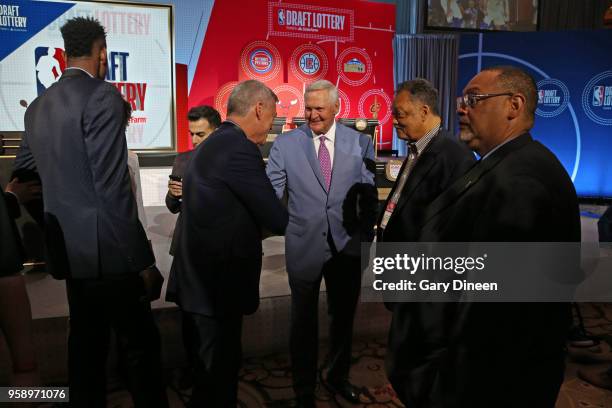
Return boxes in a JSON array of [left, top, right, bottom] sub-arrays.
[[305, 79, 338, 104], [227, 80, 278, 116]]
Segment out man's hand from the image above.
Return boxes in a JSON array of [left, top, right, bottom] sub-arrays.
[[168, 180, 182, 198], [139, 265, 164, 302], [5, 177, 42, 204]]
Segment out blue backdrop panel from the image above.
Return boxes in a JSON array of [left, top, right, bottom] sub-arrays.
[[459, 31, 612, 199]]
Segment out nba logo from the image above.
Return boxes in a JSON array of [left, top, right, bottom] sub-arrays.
[[593, 86, 604, 106], [278, 10, 285, 25], [35, 47, 65, 96], [538, 90, 545, 104]]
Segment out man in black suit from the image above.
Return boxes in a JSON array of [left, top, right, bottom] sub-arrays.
[[397, 66, 580, 407], [169, 79, 288, 407], [165, 105, 221, 389], [166, 106, 221, 259], [166, 105, 222, 256], [379, 79, 474, 406], [14, 17, 167, 407], [378, 78, 475, 243]]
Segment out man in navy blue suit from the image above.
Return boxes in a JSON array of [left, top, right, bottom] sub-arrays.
[[169, 79, 288, 407], [14, 17, 167, 407]]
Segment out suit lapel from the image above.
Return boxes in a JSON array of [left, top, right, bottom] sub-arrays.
[[423, 133, 533, 224], [385, 132, 442, 225], [393, 150, 436, 215], [298, 125, 327, 192]]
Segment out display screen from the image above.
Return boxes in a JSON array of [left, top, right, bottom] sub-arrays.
[[427, 0, 538, 31], [0, 0, 175, 151]]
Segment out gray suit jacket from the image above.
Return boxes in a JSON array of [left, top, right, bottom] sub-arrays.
[[266, 123, 376, 281], [14, 69, 153, 279]]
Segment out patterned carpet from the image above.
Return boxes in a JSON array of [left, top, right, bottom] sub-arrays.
[[98, 303, 612, 407]]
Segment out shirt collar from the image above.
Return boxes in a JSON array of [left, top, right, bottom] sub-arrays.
[[64, 66, 94, 78], [480, 136, 515, 161], [312, 121, 336, 143], [409, 122, 440, 155]]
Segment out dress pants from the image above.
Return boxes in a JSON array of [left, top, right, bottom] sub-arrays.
[[66, 275, 168, 408], [289, 252, 362, 398], [187, 312, 243, 407]]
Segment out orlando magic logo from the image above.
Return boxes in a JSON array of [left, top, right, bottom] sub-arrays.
[[35, 47, 65, 96], [299, 52, 320, 75], [278, 9, 285, 25]]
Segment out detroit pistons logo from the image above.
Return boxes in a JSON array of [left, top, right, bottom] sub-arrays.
[[249, 49, 273, 74]]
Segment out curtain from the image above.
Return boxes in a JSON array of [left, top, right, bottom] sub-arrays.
[[396, 0, 426, 34], [392, 34, 460, 155], [539, 0, 610, 30]]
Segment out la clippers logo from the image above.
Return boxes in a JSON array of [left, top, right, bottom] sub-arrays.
[[35, 47, 65, 96], [249, 49, 273, 74], [299, 52, 320, 75], [592, 86, 604, 107]]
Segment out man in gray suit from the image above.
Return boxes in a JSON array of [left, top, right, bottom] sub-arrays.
[[14, 17, 167, 407], [267, 80, 377, 407]]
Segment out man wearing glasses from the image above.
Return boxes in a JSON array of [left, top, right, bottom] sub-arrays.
[[393, 66, 580, 407]]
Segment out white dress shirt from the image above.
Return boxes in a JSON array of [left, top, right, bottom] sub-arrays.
[[312, 121, 336, 167]]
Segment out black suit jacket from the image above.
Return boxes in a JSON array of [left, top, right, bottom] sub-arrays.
[[167, 121, 288, 317], [378, 129, 475, 243], [14, 69, 154, 279], [166, 149, 195, 256], [390, 133, 580, 407], [0, 192, 24, 276]]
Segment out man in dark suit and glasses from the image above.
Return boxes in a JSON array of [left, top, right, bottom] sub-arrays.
[[13, 17, 168, 407], [379, 79, 475, 406], [403, 66, 580, 407], [169, 79, 288, 407]]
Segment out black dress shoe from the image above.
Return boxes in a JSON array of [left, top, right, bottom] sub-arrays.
[[294, 395, 316, 408], [325, 379, 361, 404]]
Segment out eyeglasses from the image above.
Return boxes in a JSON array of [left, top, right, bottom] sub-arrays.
[[456, 93, 514, 110]]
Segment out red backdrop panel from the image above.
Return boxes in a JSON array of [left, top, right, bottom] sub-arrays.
[[189, 0, 396, 149], [175, 63, 190, 152]]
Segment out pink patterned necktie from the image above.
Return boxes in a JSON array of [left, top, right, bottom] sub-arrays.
[[318, 136, 332, 190]]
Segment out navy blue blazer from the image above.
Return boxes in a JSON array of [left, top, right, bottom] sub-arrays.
[[168, 121, 288, 317], [14, 69, 153, 279]]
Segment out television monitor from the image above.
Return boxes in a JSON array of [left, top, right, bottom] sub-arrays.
[[427, 0, 538, 32], [0, 0, 176, 152]]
